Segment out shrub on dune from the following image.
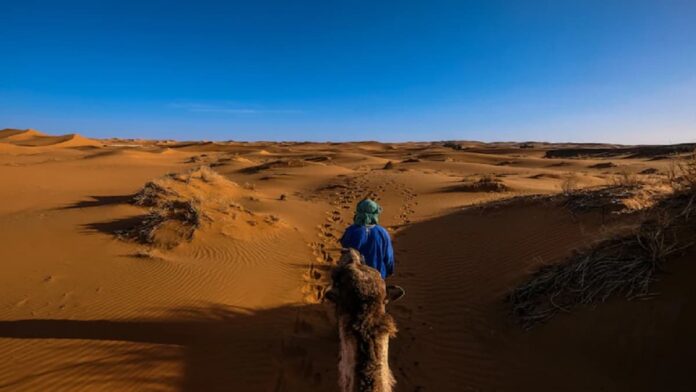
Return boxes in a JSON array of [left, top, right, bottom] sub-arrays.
[[122, 166, 258, 248], [508, 151, 696, 328], [452, 174, 508, 193]]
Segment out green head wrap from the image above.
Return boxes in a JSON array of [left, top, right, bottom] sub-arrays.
[[353, 199, 382, 226]]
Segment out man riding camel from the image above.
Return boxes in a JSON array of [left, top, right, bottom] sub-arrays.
[[339, 198, 404, 300]]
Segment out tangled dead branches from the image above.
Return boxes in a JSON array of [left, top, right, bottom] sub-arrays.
[[508, 184, 696, 329]]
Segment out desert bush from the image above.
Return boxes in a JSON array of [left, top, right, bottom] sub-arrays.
[[560, 174, 579, 195], [508, 216, 687, 328], [589, 162, 617, 169], [460, 174, 508, 192], [670, 150, 696, 191], [443, 141, 463, 150], [635, 212, 680, 264], [241, 159, 307, 174], [509, 176, 696, 329], [611, 169, 641, 187], [125, 166, 242, 248]]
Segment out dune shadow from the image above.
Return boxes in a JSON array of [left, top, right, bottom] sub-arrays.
[[58, 194, 135, 210], [0, 303, 338, 391], [81, 214, 150, 236]]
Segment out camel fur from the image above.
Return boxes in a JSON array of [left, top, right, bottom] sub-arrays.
[[326, 248, 398, 392]]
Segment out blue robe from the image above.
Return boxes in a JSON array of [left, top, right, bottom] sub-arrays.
[[340, 224, 394, 279]]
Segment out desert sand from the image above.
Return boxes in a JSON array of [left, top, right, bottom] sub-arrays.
[[1, 128, 694, 391]]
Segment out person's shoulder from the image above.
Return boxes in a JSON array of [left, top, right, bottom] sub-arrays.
[[374, 225, 391, 237]]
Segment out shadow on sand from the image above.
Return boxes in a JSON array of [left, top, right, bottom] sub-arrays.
[[80, 215, 151, 237], [58, 194, 136, 210], [0, 304, 339, 391]]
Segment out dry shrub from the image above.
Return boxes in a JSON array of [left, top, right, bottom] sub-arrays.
[[304, 155, 331, 162], [124, 166, 235, 248], [455, 174, 508, 193], [509, 213, 691, 328], [129, 194, 202, 248], [240, 159, 307, 174], [508, 174, 696, 328], [669, 150, 696, 192], [443, 141, 463, 150], [560, 174, 579, 195], [611, 169, 641, 187], [589, 162, 617, 169]]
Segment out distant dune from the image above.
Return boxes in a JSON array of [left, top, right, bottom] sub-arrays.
[[0, 128, 102, 148], [0, 128, 48, 140]]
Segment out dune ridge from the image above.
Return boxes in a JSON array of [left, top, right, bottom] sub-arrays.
[[0, 129, 102, 148]]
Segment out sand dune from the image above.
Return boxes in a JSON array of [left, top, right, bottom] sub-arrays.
[[0, 128, 48, 141], [0, 129, 102, 148], [0, 133, 693, 391]]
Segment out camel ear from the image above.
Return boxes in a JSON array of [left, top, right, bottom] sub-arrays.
[[324, 287, 339, 303], [385, 285, 405, 303]]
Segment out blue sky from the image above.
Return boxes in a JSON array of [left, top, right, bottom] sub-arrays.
[[1, 0, 695, 143]]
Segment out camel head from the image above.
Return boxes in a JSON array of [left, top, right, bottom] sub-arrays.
[[325, 248, 398, 392], [325, 248, 402, 307]]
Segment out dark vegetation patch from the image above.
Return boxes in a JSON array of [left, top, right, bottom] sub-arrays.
[[545, 143, 696, 159], [317, 183, 349, 192], [447, 175, 509, 193], [589, 162, 617, 169], [121, 180, 202, 248], [240, 159, 307, 174], [185, 154, 210, 163], [508, 152, 696, 328], [304, 155, 332, 162], [113, 167, 244, 249], [547, 161, 571, 167], [560, 185, 644, 214], [443, 141, 464, 150]]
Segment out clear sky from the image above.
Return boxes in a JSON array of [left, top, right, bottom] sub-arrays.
[[1, 0, 695, 143]]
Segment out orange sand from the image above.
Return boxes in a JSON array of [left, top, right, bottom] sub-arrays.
[[0, 129, 693, 391]]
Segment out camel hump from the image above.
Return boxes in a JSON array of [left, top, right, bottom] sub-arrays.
[[339, 248, 363, 265]]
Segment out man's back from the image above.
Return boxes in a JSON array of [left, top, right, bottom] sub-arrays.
[[340, 224, 394, 279]]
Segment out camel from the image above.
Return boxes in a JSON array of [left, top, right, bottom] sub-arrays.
[[325, 248, 402, 392]]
